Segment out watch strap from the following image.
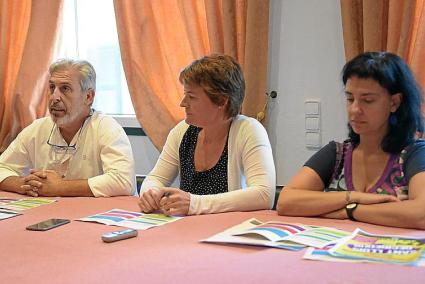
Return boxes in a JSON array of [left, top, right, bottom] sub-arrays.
[[345, 203, 358, 221]]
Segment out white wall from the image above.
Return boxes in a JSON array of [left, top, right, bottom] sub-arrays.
[[127, 0, 349, 185], [128, 135, 159, 175], [267, 0, 348, 185], [114, 116, 159, 175]]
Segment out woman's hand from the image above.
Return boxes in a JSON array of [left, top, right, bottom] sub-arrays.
[[159, 187, 190, 216], [320, 192, 400, 220], [351, 191, 400, 205], [320, 208, 346, 219], [138, 188, 163, 213]]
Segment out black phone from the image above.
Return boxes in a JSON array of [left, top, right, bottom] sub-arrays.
[[26, 218, 70, 231]]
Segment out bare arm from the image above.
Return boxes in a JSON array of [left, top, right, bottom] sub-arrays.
[[38, 178, 93, 197], [0, 176, 27, 195], [277, 166, 397, 216], [0, 171, 93, 197], [279, 166, 424, 229], [347, 172, 425, 229], [21, 170, 94, 197], [49, 179, 93, 197]]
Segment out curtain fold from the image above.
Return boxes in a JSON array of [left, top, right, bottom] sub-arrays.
[[341, 0, 423, 60], [114, 0, 269, 150], [0, 0, 63, 153], [0, 1, 31, 152], [341, 0, 425, 118], [242, 0, 269, 117], [340, 0, 364, 60], [408, 1, 425, 85], [340, 0, 425, 87]]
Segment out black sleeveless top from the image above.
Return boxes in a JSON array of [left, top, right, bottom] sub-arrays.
[[179, 125, 228, 195]]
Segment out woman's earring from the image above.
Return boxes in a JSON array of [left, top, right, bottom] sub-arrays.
[[389, 112, 398, 126]]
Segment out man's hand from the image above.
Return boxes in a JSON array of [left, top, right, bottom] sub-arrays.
[[21, 169, 63, 197], [159, 187, 190, 216], [20, 170, 47, 196]]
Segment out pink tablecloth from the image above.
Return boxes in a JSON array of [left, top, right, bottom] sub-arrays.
[[1, 192, 425, 284]]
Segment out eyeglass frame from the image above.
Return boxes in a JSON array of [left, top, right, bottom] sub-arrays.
[[46, 110, 93, 151]]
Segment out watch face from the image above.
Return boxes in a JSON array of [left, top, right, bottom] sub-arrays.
[[347, 203, 357, 209]]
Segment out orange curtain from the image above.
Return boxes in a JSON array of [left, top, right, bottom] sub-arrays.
[[340, 0, 425, 89], [114, 0, 269, 149], [0, 1, 31, 152], [0, 0, 63, 153], [408, 1, 425, 88]]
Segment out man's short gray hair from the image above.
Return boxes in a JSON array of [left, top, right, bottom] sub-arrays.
[[49, 59, 96, 92]]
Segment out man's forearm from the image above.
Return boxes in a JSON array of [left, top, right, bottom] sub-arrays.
[[0, 176, 25, 194], [56, 179, 94, 197]]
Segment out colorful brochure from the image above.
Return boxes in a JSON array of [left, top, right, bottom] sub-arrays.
[[78, 209, 183, 230], [202, 218, 351, 250], [0, 209, 22, 221], [303, 239, 363, 263], [327, 228, 425, 266], [0, 198, 56, 211], [0, 198, 19, 204]]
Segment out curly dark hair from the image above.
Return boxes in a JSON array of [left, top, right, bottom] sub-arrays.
[[342, 51, 424, 153]]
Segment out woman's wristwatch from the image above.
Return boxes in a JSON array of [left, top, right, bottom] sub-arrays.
[[345, 202, 358, 221]]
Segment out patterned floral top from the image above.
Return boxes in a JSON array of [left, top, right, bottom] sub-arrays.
[[305, 140, 425, 201], [179, 125, 229, 195], [326, 141, 408, 200]]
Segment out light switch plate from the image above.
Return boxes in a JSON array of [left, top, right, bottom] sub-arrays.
[[305, 131, 321, 149], [305, 100, 320, 115], [305, 117, 320, 131]]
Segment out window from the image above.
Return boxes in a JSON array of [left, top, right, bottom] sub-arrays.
[[57, 0, 135, 115]]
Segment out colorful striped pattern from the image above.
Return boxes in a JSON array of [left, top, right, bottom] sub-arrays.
[[0, 198, 56, 211]]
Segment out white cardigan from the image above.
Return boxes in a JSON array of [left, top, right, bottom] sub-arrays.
[[140, 115, 276, 215]]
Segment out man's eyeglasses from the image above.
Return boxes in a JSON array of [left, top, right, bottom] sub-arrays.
[[47, 112, 93, 152], [47, 124, 83, 152]]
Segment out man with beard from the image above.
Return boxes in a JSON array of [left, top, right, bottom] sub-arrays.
[[0, 59, 135, 197]]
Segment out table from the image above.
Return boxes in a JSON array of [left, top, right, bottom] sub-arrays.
[[1, 192, 425, 284]]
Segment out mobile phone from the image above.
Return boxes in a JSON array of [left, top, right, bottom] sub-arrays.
[[26, 218, 70, 231], [102, 229, 138, 243]]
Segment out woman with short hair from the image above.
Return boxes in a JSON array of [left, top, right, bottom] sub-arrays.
[[139, 54, 276, 215]]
